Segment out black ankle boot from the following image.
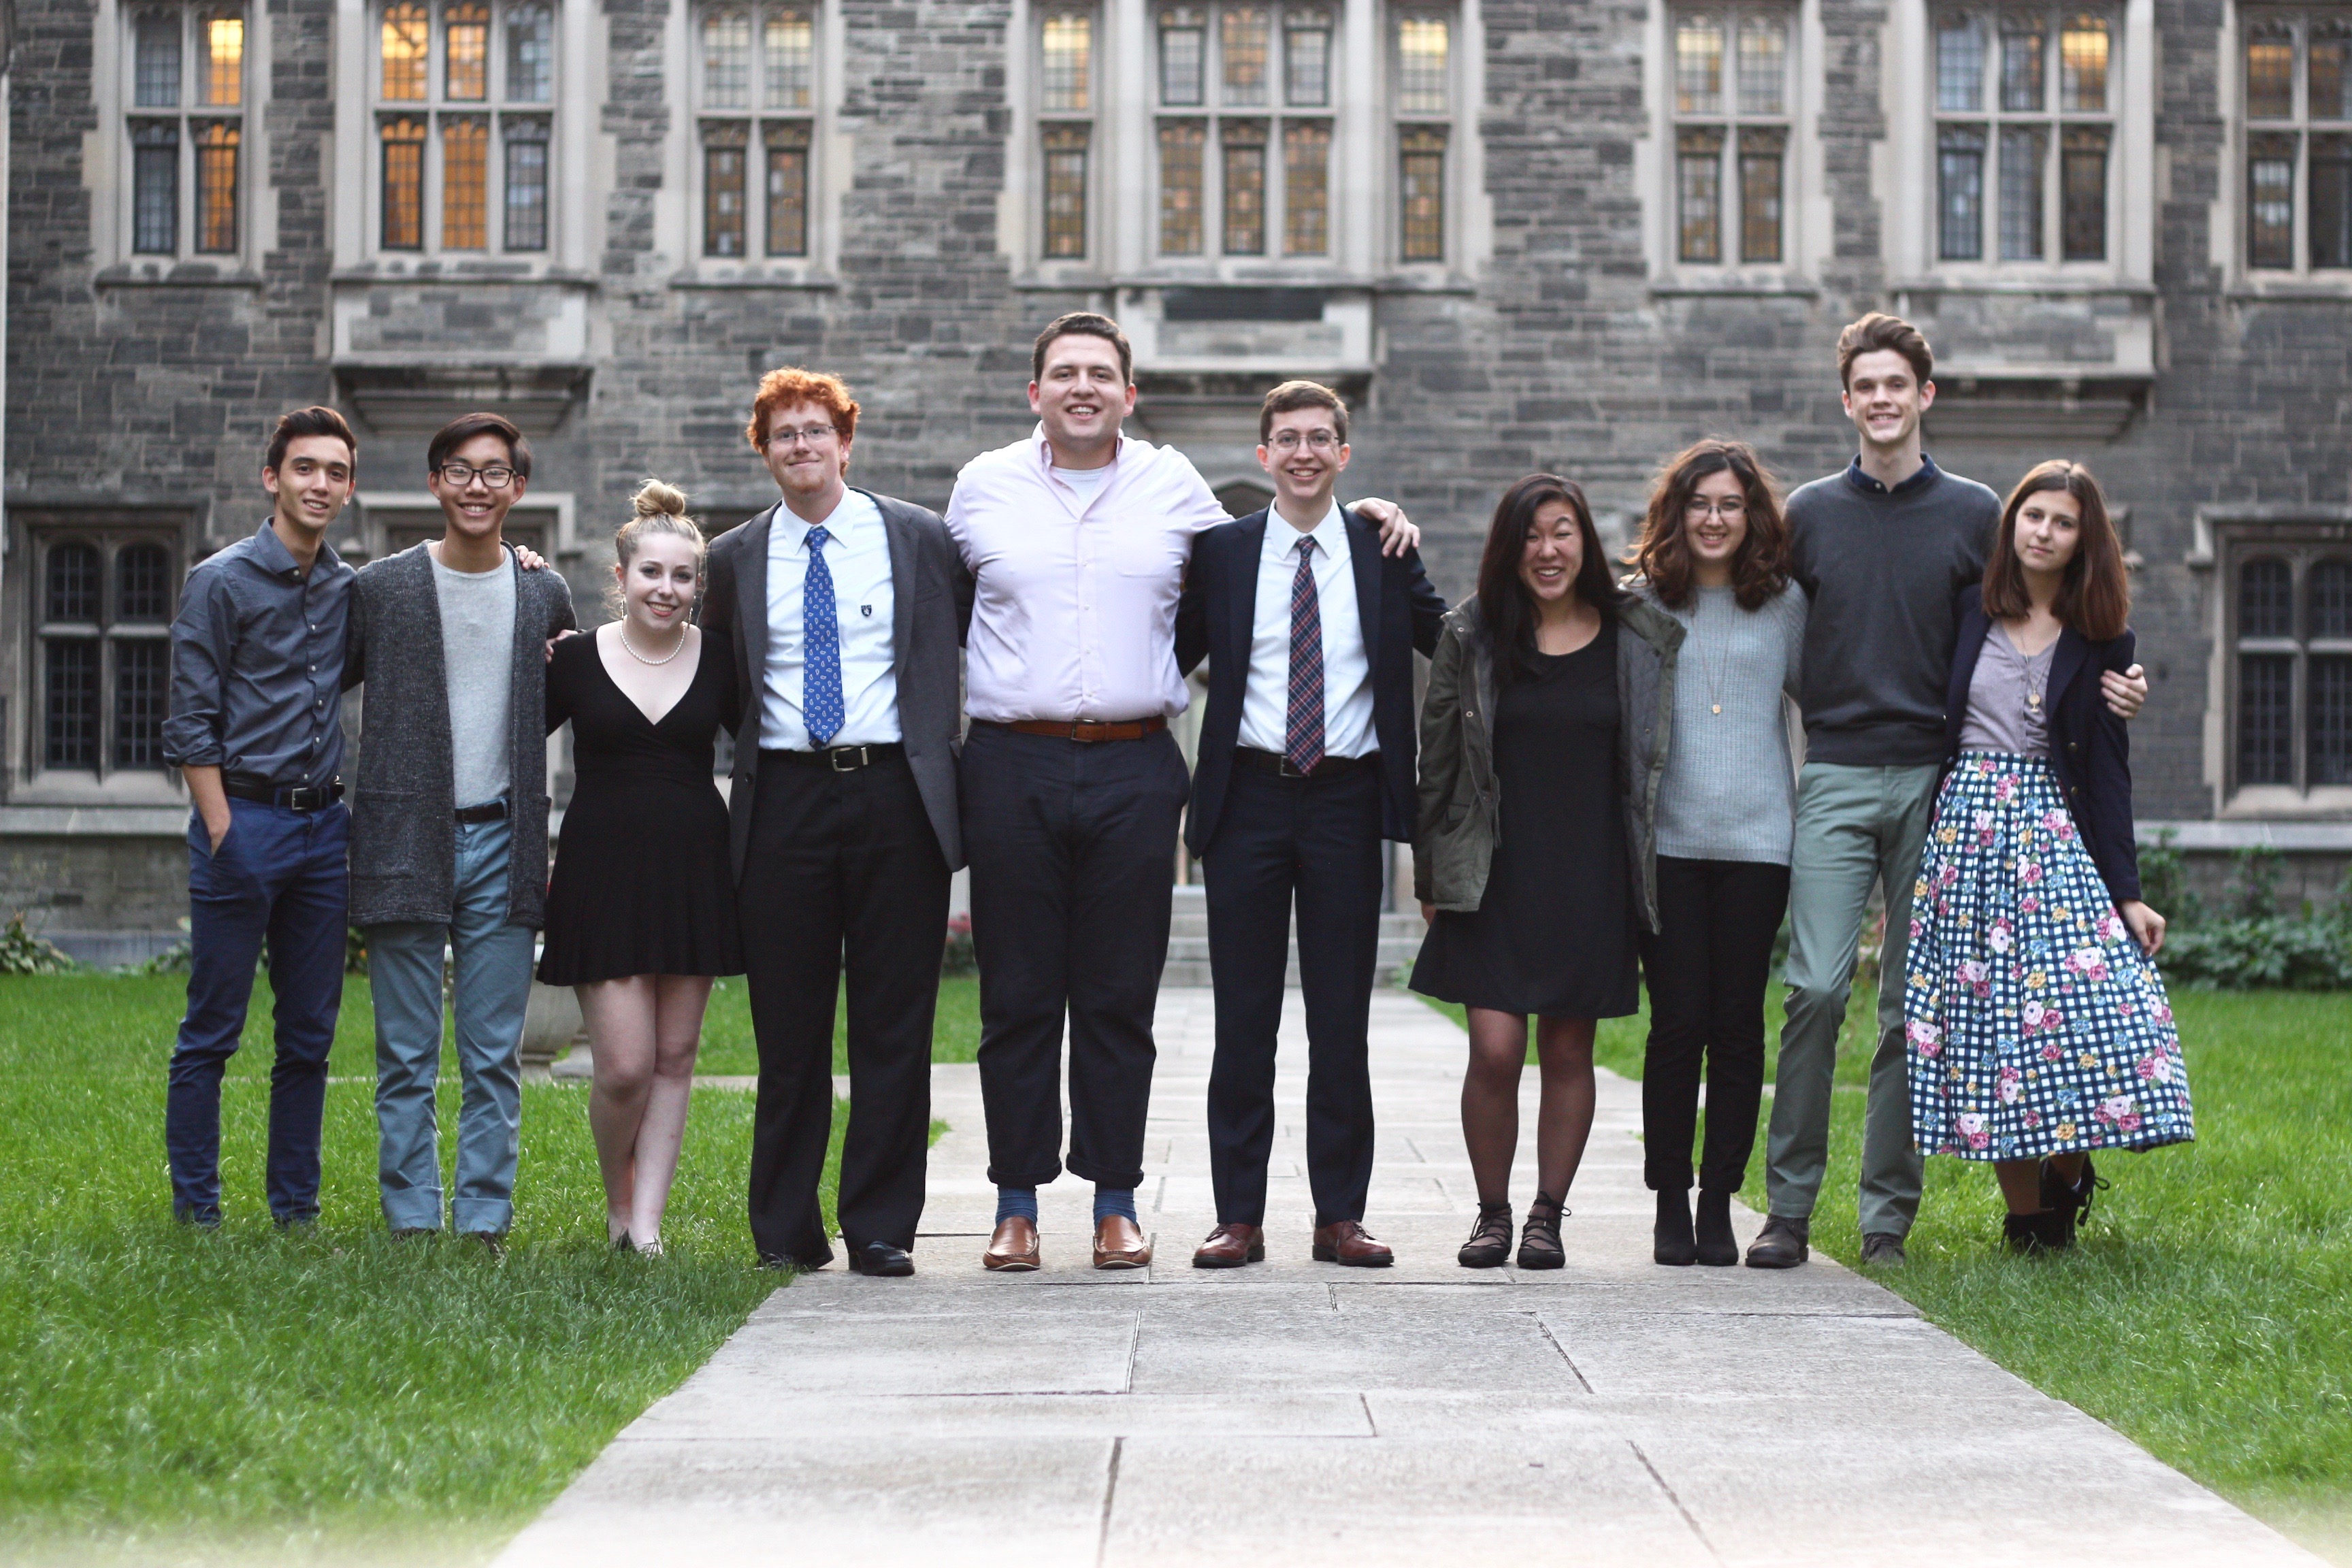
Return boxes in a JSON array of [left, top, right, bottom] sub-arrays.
[[1693, 1190, 1738, 1266], [2003, 1209, 2075, 1254], [1653, 1189, 1695, 1267], [2041, 1156, 2105, 1232]]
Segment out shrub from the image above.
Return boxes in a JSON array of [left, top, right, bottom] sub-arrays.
[[0, 914, 76, 975], [2138, 833, 2352, 992]]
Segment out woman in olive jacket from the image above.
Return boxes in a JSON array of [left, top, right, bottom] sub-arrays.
[[1411, 474, 1682, 1271]]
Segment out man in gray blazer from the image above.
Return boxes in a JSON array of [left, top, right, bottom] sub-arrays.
[[344, 412, 576, 1247], [700, 370, 973, 1277]]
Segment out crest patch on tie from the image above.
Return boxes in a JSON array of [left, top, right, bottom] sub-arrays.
[[861, 604, 874, 617]]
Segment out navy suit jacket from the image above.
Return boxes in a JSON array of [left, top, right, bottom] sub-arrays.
[[1942, 589, 2141, 903], [1175, 506, 1447, 859]]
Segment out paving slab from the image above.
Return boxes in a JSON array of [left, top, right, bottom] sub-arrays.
[[497, 987, 2320, 1568]]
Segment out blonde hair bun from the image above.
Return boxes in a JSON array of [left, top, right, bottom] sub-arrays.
[[632, 478, 690, 521]]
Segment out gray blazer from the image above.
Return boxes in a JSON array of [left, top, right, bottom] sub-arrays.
[[1412, 593, 1682, 933], [700, 490, 974, 877], [343, 543, 578, 929]]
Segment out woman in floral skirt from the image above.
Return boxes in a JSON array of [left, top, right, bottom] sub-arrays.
[[1904, 460, 2192, 1252]]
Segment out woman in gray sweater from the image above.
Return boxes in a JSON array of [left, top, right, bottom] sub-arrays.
[[1623, 440, 1806, 1267]]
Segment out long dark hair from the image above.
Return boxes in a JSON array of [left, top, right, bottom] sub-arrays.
[[1475, 474, 1620, 685], [1629, 438, 1792, 610], [1982, 459, 2130, 642]]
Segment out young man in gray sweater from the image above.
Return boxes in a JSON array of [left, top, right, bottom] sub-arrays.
[[1747, 314, 2147, 1271], [345, 412, 575, 1247]]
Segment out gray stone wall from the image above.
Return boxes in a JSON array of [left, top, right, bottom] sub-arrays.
[[7, 0, 2349, 938]]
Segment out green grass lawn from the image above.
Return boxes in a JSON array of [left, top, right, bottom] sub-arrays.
[[1417, 978, 2352, 1560], [0, 970, 964, 1565]]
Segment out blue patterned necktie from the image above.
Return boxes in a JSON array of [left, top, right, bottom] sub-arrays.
[[1286, 536, 1325, 774], [802, 523, 844, 747]]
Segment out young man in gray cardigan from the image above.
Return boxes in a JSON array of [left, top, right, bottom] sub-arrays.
[[344, 412, 576, 1245]]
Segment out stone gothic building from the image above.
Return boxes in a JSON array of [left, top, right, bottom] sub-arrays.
[[3, 0, 2349, 956]]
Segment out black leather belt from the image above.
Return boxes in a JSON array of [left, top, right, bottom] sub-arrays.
[[1235, 748, 1379, 779], [455, 798, 509, 823], [223, 778, 344, 811], [766, 743, 903, 772]]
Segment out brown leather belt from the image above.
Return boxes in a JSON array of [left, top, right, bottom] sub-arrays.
[[990, 717, 1169, 743], [1234, 747, 1379, 779]]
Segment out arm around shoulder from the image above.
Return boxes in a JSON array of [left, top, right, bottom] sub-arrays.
[[1400, 547, 1447, 657]]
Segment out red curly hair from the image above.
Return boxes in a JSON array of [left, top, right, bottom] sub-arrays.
[[745, 368, 861, 451]]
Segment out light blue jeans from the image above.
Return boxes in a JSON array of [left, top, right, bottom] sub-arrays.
[[365, 815, 536, 1235]]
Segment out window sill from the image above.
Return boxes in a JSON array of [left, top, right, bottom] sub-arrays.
[[2226, 278, 2352, 301], [2212, 790, 2352, 825], [95, 265, 265, 291], [330, 265, 600, 289], [667, 270, 839, 291], [0, 804, 191, 836], [1890, 274, 2158, 297], [2142, 817, 2352, 846], [1648, 277, 1820, 299]]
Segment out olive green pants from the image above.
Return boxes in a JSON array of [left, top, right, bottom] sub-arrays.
[[1764, 761, 1942, 1239]]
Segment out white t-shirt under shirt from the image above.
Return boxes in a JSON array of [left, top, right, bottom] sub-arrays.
[[429, 547, 516, 810]]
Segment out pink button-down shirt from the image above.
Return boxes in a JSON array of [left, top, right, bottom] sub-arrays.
[[945, 425, 1229, 723]]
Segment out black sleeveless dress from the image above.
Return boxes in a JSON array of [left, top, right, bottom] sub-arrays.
[[1409, 622, 1639, 1018], [538, 631, 745, 984]]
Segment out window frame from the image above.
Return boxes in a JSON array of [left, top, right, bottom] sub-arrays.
[[2213, 521, 2352, 811], [1145, 4, 1339, 264], [1665, 3, 1797, 273], [1925, 4, 2121, 273], [1388, 5, 1457, 270], [688, 1, 822, 269], [1032, 3, 1100, 264], [2239, 7, 2352, 278], [25, 530, 182, 784], [365, 0, 559, 260], [117, 1, 252, 267]]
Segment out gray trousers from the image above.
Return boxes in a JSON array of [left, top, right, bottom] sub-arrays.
[[1764, 761, 1940, 1238], [365, 814, 535, 1235]]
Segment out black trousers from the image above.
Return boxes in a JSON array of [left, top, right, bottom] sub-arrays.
[[1202, 760, 1384, 1228], [741, 749, 948, 1265], [962, 721, 1190, 1190], [1635, 855, 1791, 1194]]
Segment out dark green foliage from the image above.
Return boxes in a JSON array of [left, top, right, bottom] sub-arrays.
[[2141, 834, 2352, 992], [0, 913, 76, 975]]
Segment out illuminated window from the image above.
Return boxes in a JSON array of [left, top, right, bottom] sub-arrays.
[[1396, 13, 1448, 113], [1672, 7, 1791, 265], [1933, 8, 2117, 265], [1043, 123, 1092, 257], [122, 7, 246, 261], [1399, 126, 1446, 261], [1043, 10, 1093, 112], [371, 0, 562, 255], [695, 5, 820, 261], [1160, 119, 1207, 253], [2243, 12, 2352, 273]]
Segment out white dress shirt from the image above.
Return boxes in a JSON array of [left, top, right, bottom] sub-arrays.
[[1237, 502, 1375, 760], [762, 488, 901, 749], [945, 426, 1230, 723]]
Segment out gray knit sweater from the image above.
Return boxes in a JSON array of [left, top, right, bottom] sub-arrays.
[[1637, 579, 1808, 866]]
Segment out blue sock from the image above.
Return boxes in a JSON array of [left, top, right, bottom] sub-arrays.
[[1093, 1186, 1138, 1225], [995, 1186, 1039, 1225]]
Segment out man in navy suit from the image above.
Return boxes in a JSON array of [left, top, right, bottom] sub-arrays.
[[1174, 382, 1447, 1268]]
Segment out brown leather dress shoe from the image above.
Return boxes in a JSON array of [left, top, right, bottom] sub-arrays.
[[982, 1215, 1040, 1271], [1191, 1222, 1264, 1269], [1092, 1214, 1153, 1269], [1312, 1220, 1394, 1267]]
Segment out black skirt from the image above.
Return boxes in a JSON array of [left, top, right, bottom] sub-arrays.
[[538, 631, 745, 985], [1410, 623, 1639, 1018]]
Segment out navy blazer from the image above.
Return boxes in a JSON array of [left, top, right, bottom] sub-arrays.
[[1175, 507, 1447, 858], [1943, 589, 2141, 903]]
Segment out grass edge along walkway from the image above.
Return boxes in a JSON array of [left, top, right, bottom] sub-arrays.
[[0, 972, 971, 1567], [1414, 983, 2352, 1566]]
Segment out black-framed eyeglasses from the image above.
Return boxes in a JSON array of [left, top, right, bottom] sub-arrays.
[[764, 424, 840, 449], [1268, 431, 1341, 453], [436, 462, 517, 489]]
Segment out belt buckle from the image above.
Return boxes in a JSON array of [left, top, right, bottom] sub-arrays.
[[1278, 755, 1309, 779], [828, 745, 868, 772], [286, 785, 323, 811]]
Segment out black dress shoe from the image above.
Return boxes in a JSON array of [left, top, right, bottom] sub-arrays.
[[847, 1241, 915, 1277], [1744, 1214, 1809, 1269], [1652, 1189, 1695, 1267]]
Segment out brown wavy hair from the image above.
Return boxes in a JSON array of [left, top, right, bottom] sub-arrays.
[[1475, 474, 1621, 687], [1627, 438, 1791, 610], [1982, 459, 2130, 641]]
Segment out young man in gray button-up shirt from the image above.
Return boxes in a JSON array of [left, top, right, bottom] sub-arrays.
[[161, 406, 361, 1228]]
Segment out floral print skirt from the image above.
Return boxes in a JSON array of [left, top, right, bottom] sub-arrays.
[[1904, 751, 2194, 1162]]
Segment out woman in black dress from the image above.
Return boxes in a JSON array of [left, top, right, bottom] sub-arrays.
[[542, 480, 742, 1254], [1411, 475, 1668, 1269]]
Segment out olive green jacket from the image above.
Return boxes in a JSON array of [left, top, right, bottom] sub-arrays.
[[1412, 593, 1684, 931]]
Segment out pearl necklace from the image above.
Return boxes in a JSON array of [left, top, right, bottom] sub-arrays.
[[619, 623, 687, 666]]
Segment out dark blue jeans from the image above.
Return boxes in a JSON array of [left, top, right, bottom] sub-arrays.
[[165, 798, 350, 1224]]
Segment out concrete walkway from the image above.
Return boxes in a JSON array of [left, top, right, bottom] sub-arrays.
[[499, 988, 2317, 1568]]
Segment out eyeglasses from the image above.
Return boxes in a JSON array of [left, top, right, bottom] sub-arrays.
[[1268, 431, 1341, 453], [1683, 496, 1748, 520], [436, 462, 517, 490], [766, 424, 839, 448]]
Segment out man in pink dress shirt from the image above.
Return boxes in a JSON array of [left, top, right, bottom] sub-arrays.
[[947, 312, 1418, 1273]]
